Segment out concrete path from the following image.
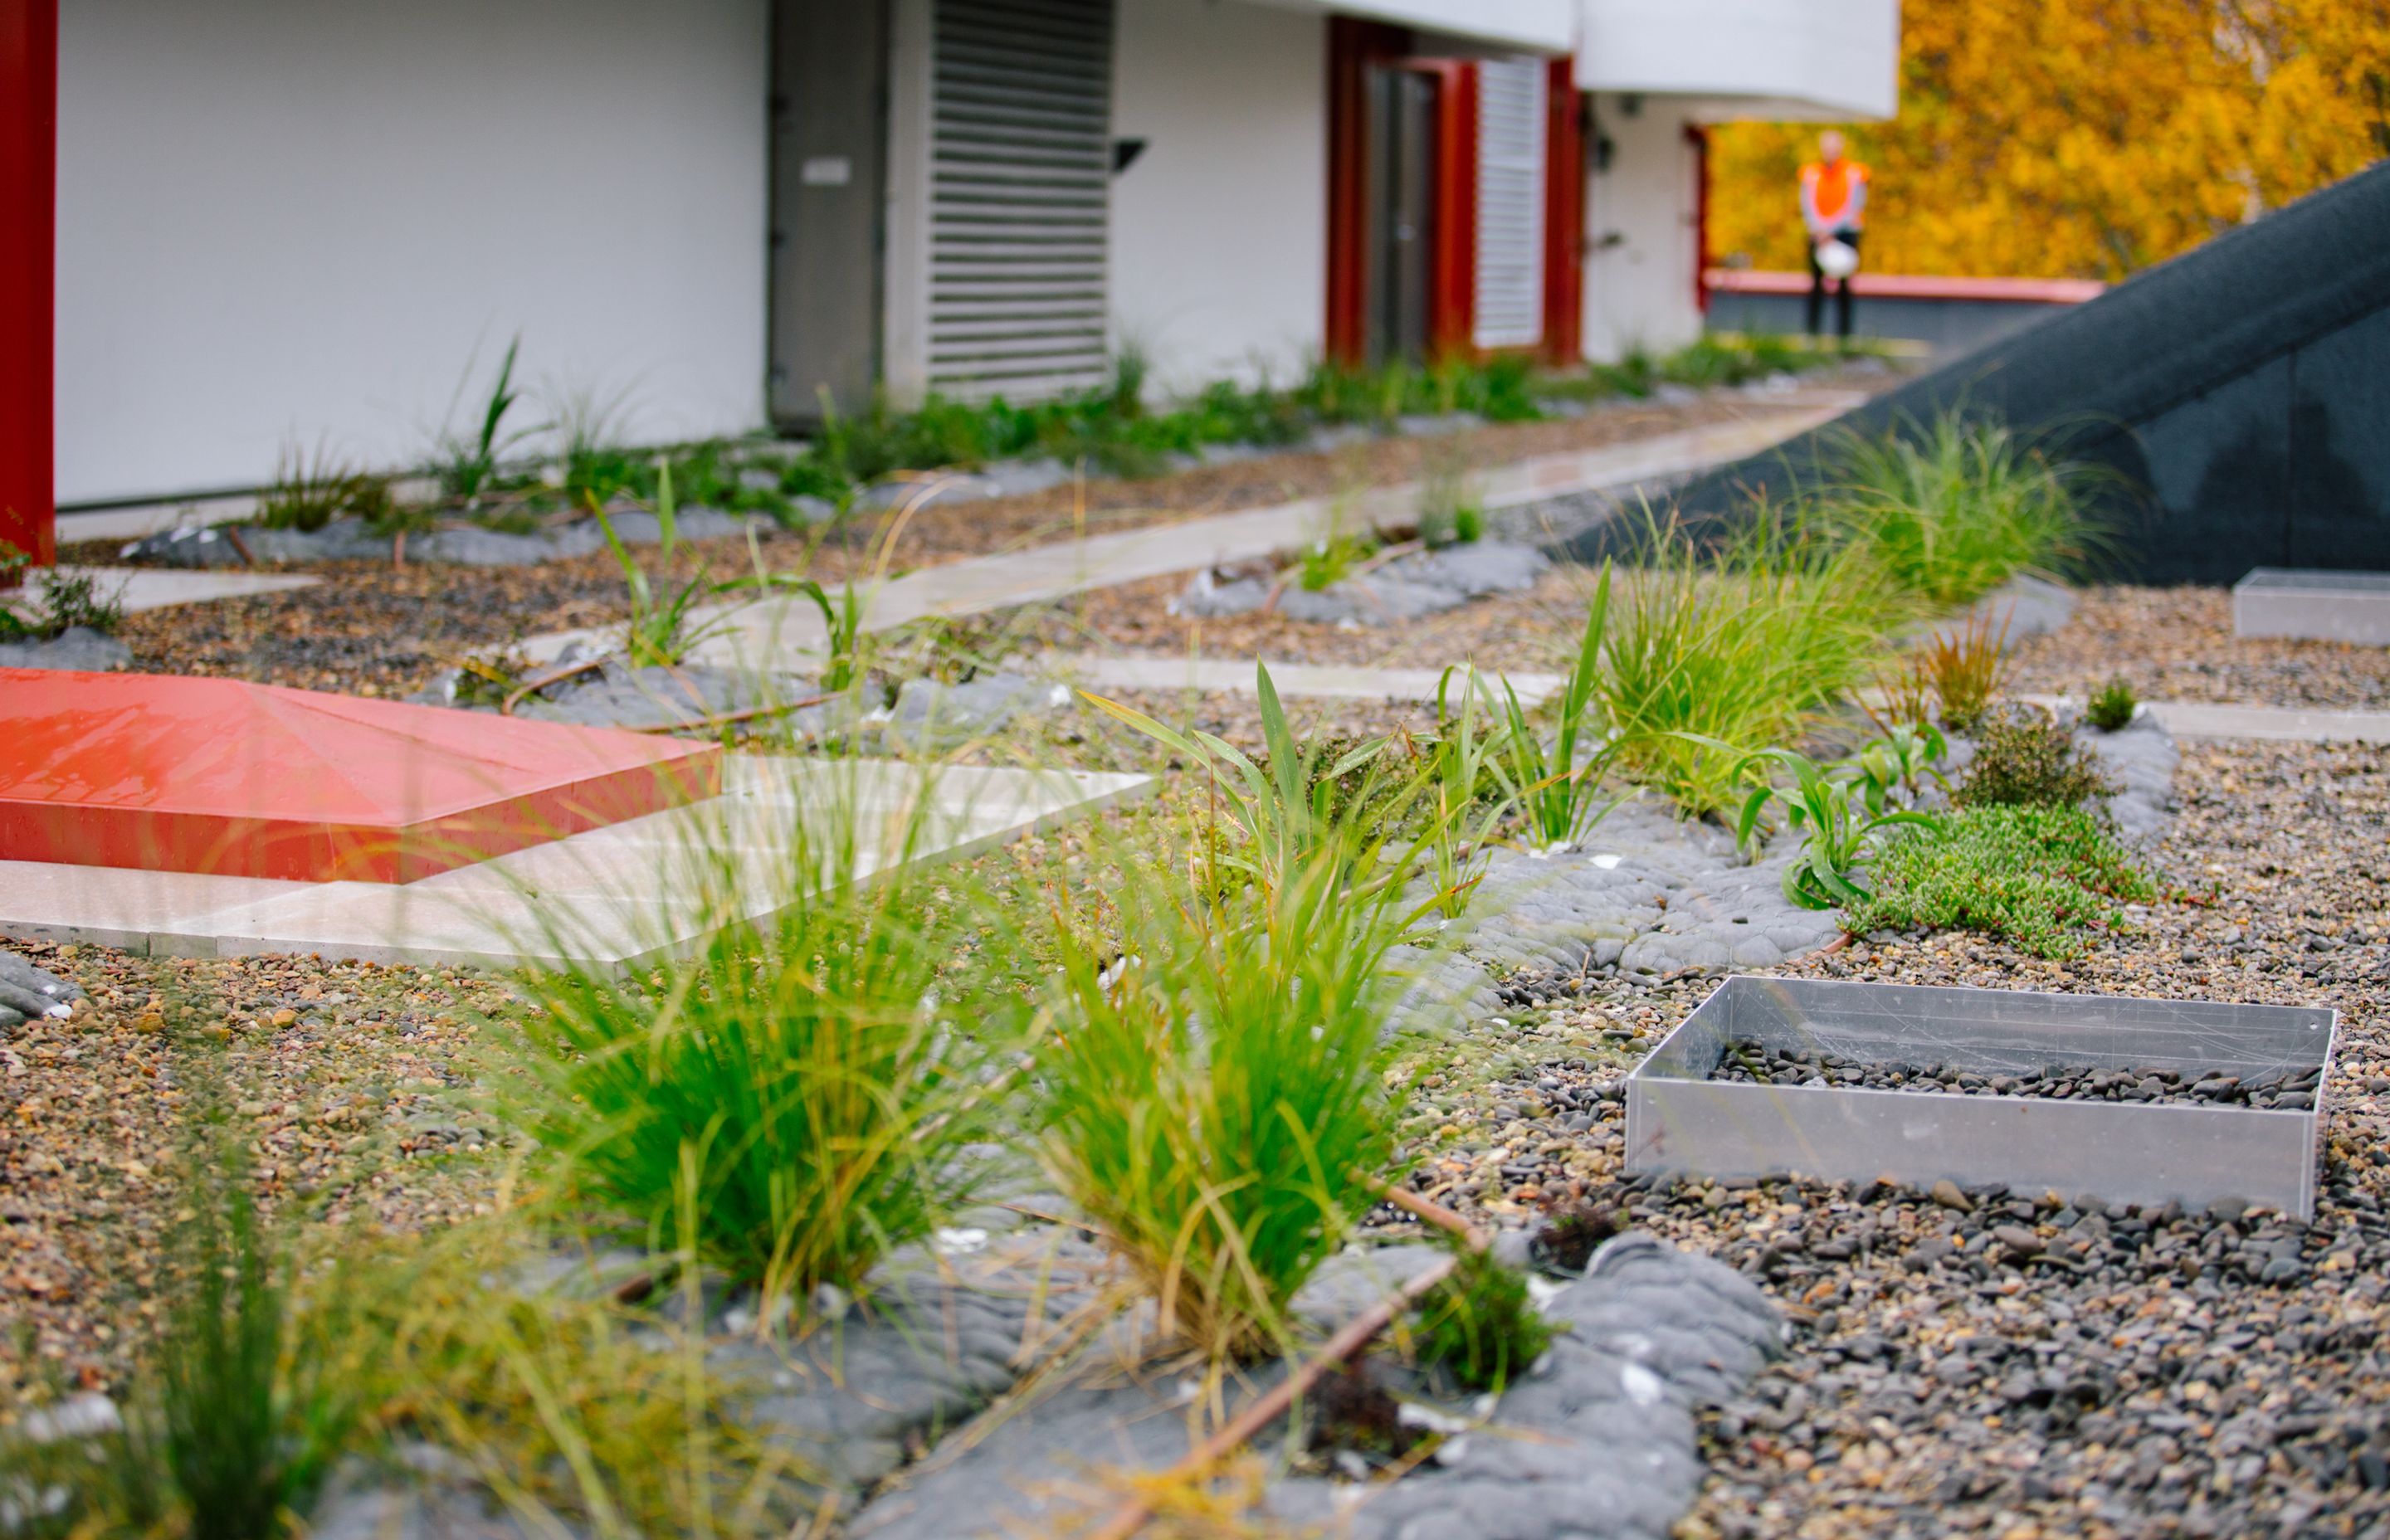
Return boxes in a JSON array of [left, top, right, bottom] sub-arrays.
[[1051, 654, 1568, 708], [2136, 700, 2390, 744], [5, 564, 317, 617], [1056, 664, 2390, 743], [1, 761, 1150, 970], [519, 400, 1856, 670]]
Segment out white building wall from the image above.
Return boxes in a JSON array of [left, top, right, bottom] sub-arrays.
[[1109, 0, 1326, 395], [1579, 95, 1704, 362], [56, 0, 769, 506], [1576, 0, 1900, 121]]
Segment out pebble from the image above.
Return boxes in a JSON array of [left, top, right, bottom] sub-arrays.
[[1710, 1040, 2324, 1109]]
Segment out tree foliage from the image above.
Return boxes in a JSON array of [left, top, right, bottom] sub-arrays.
[[1709, 0, 2390, 280]]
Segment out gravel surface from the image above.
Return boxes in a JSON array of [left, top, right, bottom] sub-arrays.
[[64, 387, 1866, 700], [0, 945, 518, 1409], [1707, 1042, 2324, 1109], [2010, 586, 2390, 709], [1394, 736, 2390, 1539]]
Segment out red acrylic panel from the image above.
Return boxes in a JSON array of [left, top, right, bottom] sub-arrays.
[[0, 670, 722, 882]]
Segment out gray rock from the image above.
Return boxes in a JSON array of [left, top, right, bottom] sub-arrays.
[[508, 663, 805, 733], [883, 671, 1065, 752], [788, 494, 841, 524], [1176, 540, 1552, 626], [0, 952, 85, 1029], [848, 1233, 1778, 1540], [0, 625, 130, 672]]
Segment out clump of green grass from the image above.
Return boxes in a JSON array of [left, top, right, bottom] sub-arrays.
[[507, 782, 1013, 1307], [1848, 804, 2153, 958], [1038, 825, 1422, 1361], [1406, 1246, 1551, 1392], [1954, 709, 2115, 810], [1597, 513, 1893, 816], [256, 441, 392, 533], [1822, 410, 2104, 609]]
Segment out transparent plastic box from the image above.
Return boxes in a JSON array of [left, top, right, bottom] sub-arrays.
[[1626, 977, 2338, 1220]]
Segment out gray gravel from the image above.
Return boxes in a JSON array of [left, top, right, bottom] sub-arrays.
[[119, 507, 769, 570], [1405, 736, 2390, 1540], [1710, 1040, 2324, 1109], [1175, 540, 1552, 626]]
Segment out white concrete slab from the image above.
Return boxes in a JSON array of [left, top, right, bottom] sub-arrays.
[[2, 760, 1151, 969], [2, 565, 318, 619], [1049, 655, 1568, 708], [518, 401, 1853, 672], [2143, 700, 2390, 744], [2232, 568, 2390, 646]]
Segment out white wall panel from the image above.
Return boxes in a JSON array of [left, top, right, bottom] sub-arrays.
[[1109, 0, 1325, 394], [56, 0, 769, 504], [1576, 0, 1899, 122]]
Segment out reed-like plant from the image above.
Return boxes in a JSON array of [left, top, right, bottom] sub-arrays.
[[1483, 562, 1622, 845], [1597, 514, 1891, 816], [507, 772, 1016, 1309], [1038, 831, 1418, 1360], [1922, 607, 2011, 732], [1084, 663, 1401, 904], [1822, 410, 2104, 609]]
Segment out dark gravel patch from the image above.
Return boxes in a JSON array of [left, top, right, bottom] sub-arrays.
[[1709, 1040, 2325, 1110], [1397, 737, 2390, 1538]]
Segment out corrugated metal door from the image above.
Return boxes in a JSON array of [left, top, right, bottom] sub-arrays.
[[1471, 56, 1548, 352], [926, 0, 1115, 400]]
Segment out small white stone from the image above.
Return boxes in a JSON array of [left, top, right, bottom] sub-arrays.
[[934, 1226, 989, 1255], [1621, 1362, 1665, 1406], [1592, 853, 1623, 870]]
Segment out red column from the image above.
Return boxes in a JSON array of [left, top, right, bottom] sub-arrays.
[[1541, 57, 1584, 366], [0, 0, 56, 579], [1423, 58, 1477, 363]]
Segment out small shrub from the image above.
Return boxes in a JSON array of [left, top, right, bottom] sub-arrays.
[[1417, 453, 1483, 548], [2, 566, 125, 641], [1477, 563, 1622, 844], [1955, 709, 2114, 810], [1850, 804, 2154, 958], [1298, 524, 1376, 592], [2087, 676, 2138, 732], [1922, 608, 2009, 733], [433, 335, 542, 502], [1407, 1246, 1552, 1392]]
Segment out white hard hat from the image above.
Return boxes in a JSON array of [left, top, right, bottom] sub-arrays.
[[1816, 239, 1860, 280]]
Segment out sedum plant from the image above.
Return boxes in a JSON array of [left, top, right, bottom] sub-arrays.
[[1850, 804, 2153, 958], [1038, 831, 1419, 1361]]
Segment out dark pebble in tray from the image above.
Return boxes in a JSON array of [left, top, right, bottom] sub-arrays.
[[1709, 1039, 2324, 1109]]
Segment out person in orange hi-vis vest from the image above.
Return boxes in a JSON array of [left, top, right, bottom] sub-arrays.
[[1799, 130, 1871, 340]]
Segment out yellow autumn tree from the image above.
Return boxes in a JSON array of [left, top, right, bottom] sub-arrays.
[[1709, 0, 2390, 280]]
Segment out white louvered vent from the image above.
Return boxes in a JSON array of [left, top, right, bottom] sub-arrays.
[[1472, 57, 1548, 352], [928, 0, 1115, 400]]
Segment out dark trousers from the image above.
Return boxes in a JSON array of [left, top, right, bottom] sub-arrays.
[[1806, 227, 1861, 339]]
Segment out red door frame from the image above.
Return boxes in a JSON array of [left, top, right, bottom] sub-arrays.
[[1540, 57, 1584, 365], [0, 0, 55, 579], [1324, 17, 1408, 368], [1685, 123, 1713, 317], [1412, 56, 1477, 364]]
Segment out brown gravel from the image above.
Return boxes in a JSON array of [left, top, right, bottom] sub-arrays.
[[1018, 565, 1599, 676], [2009, 586, 2390, 709], [0, 948, 519, 1408], [69, 386, 1856, 701]]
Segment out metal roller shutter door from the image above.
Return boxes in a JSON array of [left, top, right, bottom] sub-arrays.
[[929, 0, 1115, 399]]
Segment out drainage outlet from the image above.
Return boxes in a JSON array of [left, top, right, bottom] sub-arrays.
[[1626, 977, 2337, 1221]]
